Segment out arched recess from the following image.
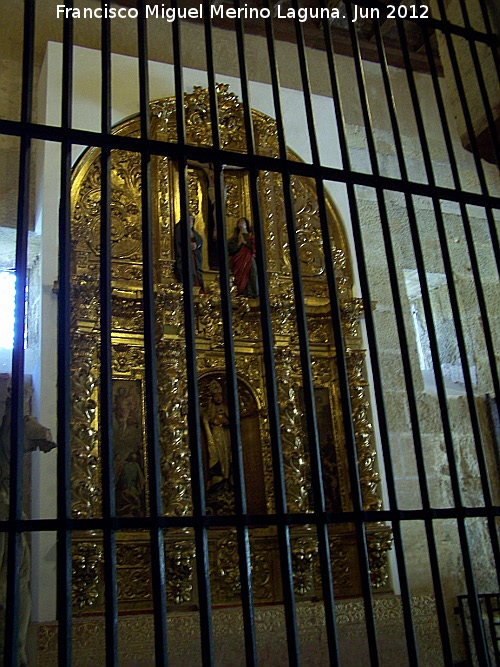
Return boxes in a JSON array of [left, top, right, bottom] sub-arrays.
[[69, 84, 391, 612]]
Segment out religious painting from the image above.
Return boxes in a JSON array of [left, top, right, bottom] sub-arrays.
[[199, 373, 266, 516], [300, 386, 342, 512], [111, 379, 147, 518]]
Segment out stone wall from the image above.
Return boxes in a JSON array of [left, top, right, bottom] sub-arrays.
[[430, 0, 500, 161]]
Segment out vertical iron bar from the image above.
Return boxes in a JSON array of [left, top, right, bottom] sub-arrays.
[[369, 15, 455, 664], [232, 13, 304, 667], [433, 0, 500, 281], [395, 13, 490, 665], [4, 0, 34, 665], [202, 3, 259, 665], [57, 2, 74, 665], [476, 0, 500, 80], [419, 21, 500, 587], [319, 18, 384, 654], [137, 4, 168, 664], [458, 596, 475, 667], [337, 5, 406, 665], [288, 6, 346, 666], [260, 3, 322, 664], [319, 6, 390, 666], [420, 22, 500, 426], [456, 0, 500, 166], [325, 4, 421, 661], [100, 5, 118, 665], [485, 596, 500, 664], [171, 5, 214, 664], [490, 595, 500, 665]]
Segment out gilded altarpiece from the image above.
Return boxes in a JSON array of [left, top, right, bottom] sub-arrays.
[[69, 85, 391, 613]]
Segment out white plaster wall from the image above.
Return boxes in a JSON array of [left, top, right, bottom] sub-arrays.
[[30, 44, 61, 622]]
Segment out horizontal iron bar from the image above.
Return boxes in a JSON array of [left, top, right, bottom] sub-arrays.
[[1, 119, 498, 210], [3, 506, 499, 533]]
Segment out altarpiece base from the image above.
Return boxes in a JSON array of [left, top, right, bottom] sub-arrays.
[[34, 595, 442, 666]]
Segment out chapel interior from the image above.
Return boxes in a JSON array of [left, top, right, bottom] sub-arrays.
[[0, 1, 499, 665]]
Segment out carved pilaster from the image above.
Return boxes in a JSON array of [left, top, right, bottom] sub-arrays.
[[346, 348, 381, 512], [70, 331, 99, 519], [291, 532, 318, 596], [367, 528, 393, 589], [156, 337, 191, 516], [275, 348, 311, 513], [165, 532, 195, 604], [72, 541, 102, 609]]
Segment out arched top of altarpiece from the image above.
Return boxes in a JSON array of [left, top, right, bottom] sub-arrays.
[[70, 83, 354, 301]]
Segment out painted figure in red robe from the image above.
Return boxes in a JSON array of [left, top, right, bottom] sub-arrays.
[[228, 217, 258, 298]]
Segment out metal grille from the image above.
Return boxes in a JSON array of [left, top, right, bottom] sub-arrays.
[[458, 594, 500, 665], [0, 0, 499, 665]]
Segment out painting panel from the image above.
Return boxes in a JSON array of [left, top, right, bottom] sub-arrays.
[[300, 386, 342, 512], [111, 379, 147, 518]]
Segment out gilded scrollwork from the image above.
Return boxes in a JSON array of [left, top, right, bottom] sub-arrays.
[[111, 294, 144, 333], [155, 283, 185, 332], [37, 595, 442, 666], [259, 172, 283, 273], [164, 533, 195, 604], [229, 299, 262, 341], [116, 542, 153, 603], [291, 176, 326, 277], [151, 84, 247, 150], [275, 348, 311, 513], [291, 534, 318, 596], [310, 357, 332, 385], [214, 530, 242, 597], [111, 343, 144, 376], [188, 170, 201, 216], [69, 84, 391, 611], [367, 528, 393, 589], [248, 543, 273, 601], [346, 349, 381, 512], [71, 274, 100, 325], [329, 536, 352, 589], [194, 291, 224, 344], [111, 263, 144, 283], [72, 541, 103, 609], [340, 297, 365, 340], [72, 149, 143, 265], [268, 274, 297, 340], [224, 173, 244, 220], [253, 113, 280, 158], [212, 529, 272, 602], [156, 338, 192, 516], [117, 569, 152, 602], [234, 356, 264, 405], [307, 315, 331, 345], [116, 542, 149, 567], [70, 332, 99, 519]]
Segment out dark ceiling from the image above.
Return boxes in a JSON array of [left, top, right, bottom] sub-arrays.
[[117, 0, 441, 74]]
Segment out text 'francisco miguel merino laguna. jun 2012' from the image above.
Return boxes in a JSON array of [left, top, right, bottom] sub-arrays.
[[55, 3, 431, 23]]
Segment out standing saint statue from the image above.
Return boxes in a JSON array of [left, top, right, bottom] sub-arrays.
[[0, 392, 56, 666], [202, 380, 232, 490], [228, 217, 259, 298], [174, 212, 205, 292]]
